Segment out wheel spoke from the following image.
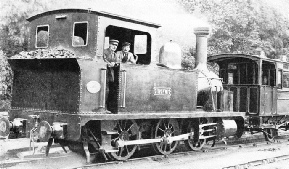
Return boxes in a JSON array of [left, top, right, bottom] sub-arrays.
[[119, 147, 124, 156], [125, 145, 129, 155], [118, 122, 123, 132], [127, 123, 134, 132], [158, 127, 165, 132], [124, 120, 128, 130], [164, 143, 167, 152]]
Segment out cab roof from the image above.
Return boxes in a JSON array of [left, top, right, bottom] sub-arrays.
[[27, 8, 161, 28]]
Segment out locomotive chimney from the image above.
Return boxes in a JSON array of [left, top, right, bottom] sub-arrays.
[[194, 27, 210, 71]]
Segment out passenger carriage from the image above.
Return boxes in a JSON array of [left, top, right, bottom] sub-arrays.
[[208, 54, 289, 140]]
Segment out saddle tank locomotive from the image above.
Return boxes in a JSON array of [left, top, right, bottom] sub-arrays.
[[1, 8, 288, 162]]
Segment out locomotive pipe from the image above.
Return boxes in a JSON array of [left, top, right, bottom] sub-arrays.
[[194, 27, 210, 72]]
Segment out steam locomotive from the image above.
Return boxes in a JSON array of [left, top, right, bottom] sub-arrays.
[[0, 8, 289, 162]]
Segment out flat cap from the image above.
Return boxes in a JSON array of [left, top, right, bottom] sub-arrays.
[[122, 42, 131, 47], [109, 39, 119, 45]]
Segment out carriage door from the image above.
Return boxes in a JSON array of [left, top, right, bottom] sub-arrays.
[[260, 61, 277, 115]]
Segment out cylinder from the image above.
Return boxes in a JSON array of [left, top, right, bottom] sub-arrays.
[[222, 120, 238, 138], [194, 27, 210, 71]]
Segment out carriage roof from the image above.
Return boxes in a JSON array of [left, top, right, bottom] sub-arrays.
[[208, 53, 289, 64]]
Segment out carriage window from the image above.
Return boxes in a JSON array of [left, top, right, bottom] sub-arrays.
[[226, 62, 257, 85], [262, 62, 276, 86], [228, 73, 234, 84], [239, 64, 247, 84], [283, 71, 289, 88], [262, 70, 269, 85], [228, 63, 238, 84], [262, 69, 275, 86], [72, 22, 88, 46], [269, 69, 276, 86], [36, 25, 49, 48], [277, 69, 282, 88]]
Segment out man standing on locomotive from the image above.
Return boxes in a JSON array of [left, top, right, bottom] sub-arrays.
[[116, 42, 137, 64], [103, 39, 120, 82], [103, 39, 120, 66], [103, 39, 120, 112]]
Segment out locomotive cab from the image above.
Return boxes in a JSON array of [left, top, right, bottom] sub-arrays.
[[102, 25, 153, 113]]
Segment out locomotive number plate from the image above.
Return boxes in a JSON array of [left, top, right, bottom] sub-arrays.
[[154, 87, 171, 96]]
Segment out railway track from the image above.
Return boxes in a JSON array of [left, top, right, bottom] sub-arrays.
[[1, 131, 289, 169], [223, 154, 289, 169]]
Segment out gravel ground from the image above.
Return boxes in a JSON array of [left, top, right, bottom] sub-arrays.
[[1, 132, 289, 169], [91, 141, 289, 169]]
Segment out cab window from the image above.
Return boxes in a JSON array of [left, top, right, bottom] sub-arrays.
[[134, 35, 147, 54], [36, 25, 49, 48], [72, 22, 88, 46], [105, 25, 151, 64]]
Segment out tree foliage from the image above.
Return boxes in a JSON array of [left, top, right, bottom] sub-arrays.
[[1, 0, 289, 73], [179, 0, 289, 59], [0, 0, 62, 56], [0, 0, 68, 107]]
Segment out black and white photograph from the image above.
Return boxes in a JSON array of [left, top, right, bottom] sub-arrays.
[[1, 0, 289, 168]]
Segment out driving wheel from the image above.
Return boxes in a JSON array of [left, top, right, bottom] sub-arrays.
[[110, 120, 139, 160], [152, 119, 180, 155], [184, 121, 205, 151]]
